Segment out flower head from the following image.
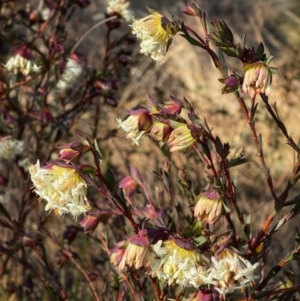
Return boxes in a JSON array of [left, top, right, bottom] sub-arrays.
[[205, 248, 260, 295], [106, 0, 132, 22], [4, 48, 40, 76], [242, 60, 275, 98], [131, 8, 179, 64], [194, 191, 223, 225], [118, 231, 152, 270], [167, 121, 196, 152], [116, 109, 153, 145], [29, 160, 91, 219], [56, 54, 83, 92], [0, 136, 24, 161], [150, 238, 207, 287]]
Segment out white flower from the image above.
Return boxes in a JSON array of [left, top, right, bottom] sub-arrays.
[[130, 8, 178, 64], [242, 61, 274, 98], [205, 249, 260, 295], [56, 57, 82, 92], [116, 116, 145, 145], [29, 160, 91, 219], [194, 191, 223, 225], [150, 239, 207, 288], [4, 54, 40, 76], [116, 110, 152, 145], [106, 0, 132, 22], [0, 137, 24, 161], [118, 242, 151, 270]]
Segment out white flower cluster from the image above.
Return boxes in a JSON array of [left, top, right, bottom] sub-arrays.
[[4, 54, 40, 76], [0, 137, 24, 161], [150, 240, 207, 288], [202, 250, 260, 295], [106, 0, 132, 22], [56, 58, 82, 92], [29, 160, 91, 219], [131, 9, 171, 64], [115, 238, 260, 296]]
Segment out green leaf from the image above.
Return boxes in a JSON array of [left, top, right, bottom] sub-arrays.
[[217, 47, 228, 75], [180, 34, 205, 49], [105, 168, 116, 187], [194, 235, 207, 245], [92, 139, 103, 165]]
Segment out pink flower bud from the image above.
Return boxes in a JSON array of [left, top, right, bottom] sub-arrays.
[[57, 141, 90, 163], [182, 3, 201, 16], [119, 175, 138, 197], [79, 215, 99, 233]]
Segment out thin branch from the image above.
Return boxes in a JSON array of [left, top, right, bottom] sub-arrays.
[[70, 16, 117, 54], [62, 249, 100, 301]]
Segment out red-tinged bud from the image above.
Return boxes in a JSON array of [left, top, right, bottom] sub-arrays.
[[119, 175, 138, 197], [138, 204, 158, 220], [41, 109, 54, 124], [182, 3, 201, 16], [160, 102, 181, 115], [110, 241, 126, 266], [224, 76, 239, 87], [15, 46, 33, 60], [137, 111, 153, 132], [57, 141, 90, 163], [79, 215, 99, 233]]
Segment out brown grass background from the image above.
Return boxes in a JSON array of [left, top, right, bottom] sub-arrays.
[[1, 0, 300, 299]]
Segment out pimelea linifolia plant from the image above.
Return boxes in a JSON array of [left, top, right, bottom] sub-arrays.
[[0, 1, 300, 300]]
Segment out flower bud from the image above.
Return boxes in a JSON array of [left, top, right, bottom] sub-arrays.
[[79, 215, 99, 234], [118, 231, 152, 270], [167, 121, 196, 152], [110, 241, 126, 266], [119, 175, 138, 197], [57, 141, 90, 163], [182, 3, 201, 16], [194, 191, 223, 225], [4, 47, 40, 76], [242, 60, 275, 98]]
